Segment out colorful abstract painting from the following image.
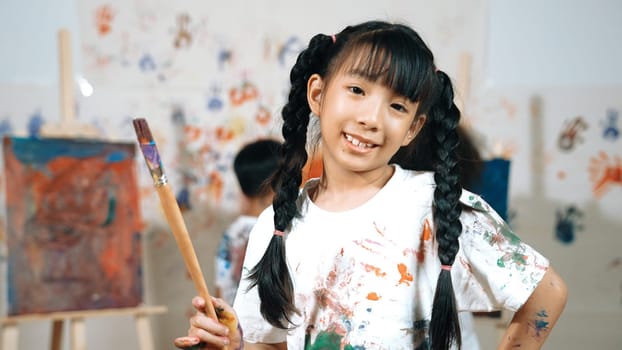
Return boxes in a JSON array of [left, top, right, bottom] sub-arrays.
[[3, 136, 143, 315]]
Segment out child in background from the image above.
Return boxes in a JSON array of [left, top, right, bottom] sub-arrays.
[[176, 20, 567, 350], [214, 139, 282, 305]]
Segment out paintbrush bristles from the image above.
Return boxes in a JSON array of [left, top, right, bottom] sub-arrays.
[[132, 118, 154, 144]]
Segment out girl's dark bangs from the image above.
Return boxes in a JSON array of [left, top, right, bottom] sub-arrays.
[[341, 32, 431, 102]]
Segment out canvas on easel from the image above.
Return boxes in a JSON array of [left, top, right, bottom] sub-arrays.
[[2, 136, 144, 315]]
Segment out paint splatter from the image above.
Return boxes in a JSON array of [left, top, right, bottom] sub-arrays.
[[255, 105, 271, 126], [278, 36, 304, 66], [554, 205, 583, 244], [497, 246, 528, 271], [397, 263, 413, 286], [229, 80, 259, 106], [529, 310, 550, 338], [602, 108, 620, 141], [27, 110, 44, 137], [558, 116, 588, 151], [139, 53, 157, 71], [366, 292, 380, 301], [95, 5, 115, 36], [173, 13, 193, 49], [416, 219, 431, 262], [218, 48, 233, 70], [304, 330, 366, 350], [362, 264, 386, 277], [589, 151, 622, 197], [207, 86, 224, 112]]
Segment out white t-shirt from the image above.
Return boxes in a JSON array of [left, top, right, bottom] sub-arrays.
[[234, 165, 548, 349]]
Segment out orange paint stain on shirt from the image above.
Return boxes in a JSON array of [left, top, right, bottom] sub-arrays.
[[416, 219, 432, 262], [363, 264, 387, 277], [373, 222, 386, 237], [367, 292, 381, 301], [397, 263, 413, 286], [422, 219, 431, 241]]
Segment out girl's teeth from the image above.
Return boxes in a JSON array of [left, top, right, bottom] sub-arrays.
[[345, 134, 372, 148]]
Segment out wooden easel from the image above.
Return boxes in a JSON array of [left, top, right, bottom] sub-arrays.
[[40, 28, 99, 138], [0, 29, 167, 349], [1, 306, 167, 350]]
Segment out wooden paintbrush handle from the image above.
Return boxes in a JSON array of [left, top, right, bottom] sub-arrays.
[[155, 184, 217, 320]]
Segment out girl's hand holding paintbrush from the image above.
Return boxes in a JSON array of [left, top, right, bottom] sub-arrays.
[[132, 118, 241, 349], [173, 296, 243, 350]]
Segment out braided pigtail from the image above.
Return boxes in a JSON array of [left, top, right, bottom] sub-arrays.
[[246, 33, 335, 329], [428, 70, 463, 350]]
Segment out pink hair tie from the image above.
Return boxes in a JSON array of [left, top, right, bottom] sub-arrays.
[[331, 34, 336, 43], [274, 230, 285, 237], [440, 265, 452, 271]]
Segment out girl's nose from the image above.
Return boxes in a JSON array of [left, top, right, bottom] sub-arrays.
[[356, 101, 383, 130]]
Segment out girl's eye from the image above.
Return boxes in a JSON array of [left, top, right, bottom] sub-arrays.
[[391, 103, 407, 113], [349, 86, 364, 95]]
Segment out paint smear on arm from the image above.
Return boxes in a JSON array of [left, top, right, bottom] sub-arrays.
[[529, 309, 550, 338]]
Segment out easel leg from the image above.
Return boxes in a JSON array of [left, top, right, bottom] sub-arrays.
[[70, 317, 86, 350], [2, 323, 19, 350], [135, 314, 154, 350], [50, 319, 64, 350]]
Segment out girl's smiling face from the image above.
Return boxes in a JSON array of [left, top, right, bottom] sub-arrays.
[[307, 70, 425, 178]]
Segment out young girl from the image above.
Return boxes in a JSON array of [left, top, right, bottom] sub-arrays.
[[174, 20, 567, 350]]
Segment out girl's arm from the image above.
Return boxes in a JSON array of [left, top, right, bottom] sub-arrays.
[[498, 266, 568, 349]]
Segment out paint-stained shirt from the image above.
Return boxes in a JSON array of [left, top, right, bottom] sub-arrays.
[[233, 165, 549, 349], [215, 215, 257, 305]]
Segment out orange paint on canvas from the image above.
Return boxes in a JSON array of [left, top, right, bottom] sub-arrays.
[[3, 138, 142, 315], [100, 243, 121, 280]]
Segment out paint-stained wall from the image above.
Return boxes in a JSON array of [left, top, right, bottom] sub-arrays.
[[0, 0, 621, 349]]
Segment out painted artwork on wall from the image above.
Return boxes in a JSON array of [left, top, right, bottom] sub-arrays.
[[2, 136, 143, 315]]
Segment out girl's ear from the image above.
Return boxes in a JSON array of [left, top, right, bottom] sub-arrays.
[[402, 115, 427, 146], [307, 74, 324, 116]]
